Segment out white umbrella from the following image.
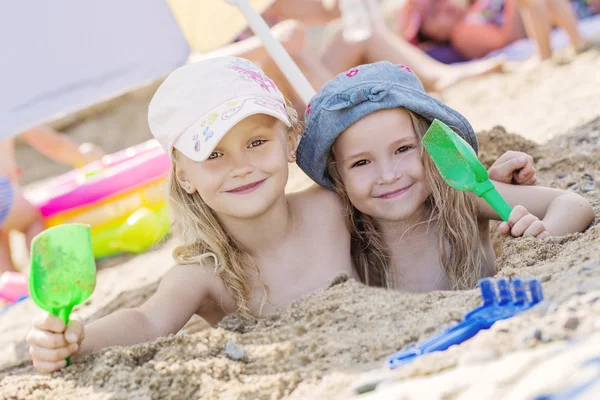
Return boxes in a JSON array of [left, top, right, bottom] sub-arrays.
[[0, 0, 190, 140], [1, 0, 316, 141]]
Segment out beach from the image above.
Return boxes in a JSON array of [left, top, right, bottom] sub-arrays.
[[1, 48, 599, 399]]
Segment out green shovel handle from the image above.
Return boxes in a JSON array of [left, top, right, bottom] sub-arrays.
[[481, 189, 512, 222], [54, 307, 74, 367]]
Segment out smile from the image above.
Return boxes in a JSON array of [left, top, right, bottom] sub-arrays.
[[376, 184, 412, 199], [225, 179, 267, 194]]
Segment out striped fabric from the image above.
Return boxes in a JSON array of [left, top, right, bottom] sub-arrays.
[[0, 176, 14, 227]]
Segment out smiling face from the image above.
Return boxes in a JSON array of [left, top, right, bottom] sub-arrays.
[[175, 114, 296, 220], [332, 108, 432, 223]]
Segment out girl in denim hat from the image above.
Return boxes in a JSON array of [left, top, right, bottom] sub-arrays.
[[26, 57, 358, 373], [297, 61, 594, 292]]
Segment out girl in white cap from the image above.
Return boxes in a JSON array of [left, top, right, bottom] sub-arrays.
[[25, 56, 358, 373]]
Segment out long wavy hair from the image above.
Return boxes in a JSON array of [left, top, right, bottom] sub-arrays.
[[168, 105, 301, 318], [327, 109, 484, 290]]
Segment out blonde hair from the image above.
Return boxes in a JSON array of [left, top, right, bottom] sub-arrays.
[[328, 109, 483, 290], [168, 105, 301, 318]]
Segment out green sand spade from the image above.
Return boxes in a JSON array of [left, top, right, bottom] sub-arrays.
[[422, 119, 512, 222], [29, 223, 96, 366]]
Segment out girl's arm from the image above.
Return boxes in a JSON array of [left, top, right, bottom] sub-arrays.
[[75, 264, 223, 357], [477, 182, 595, 236], [27, 263, 229, 372]]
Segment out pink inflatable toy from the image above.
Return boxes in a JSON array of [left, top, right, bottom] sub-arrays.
[[34, 140, 170, 218], [0, 271, 29, 304]]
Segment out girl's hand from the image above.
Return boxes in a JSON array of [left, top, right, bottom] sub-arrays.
[[498, 205, 550, 239], [488, 151, 536, 185], [26, 313, 84, 373]]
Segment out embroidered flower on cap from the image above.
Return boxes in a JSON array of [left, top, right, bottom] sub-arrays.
[[200, 113, 218, 127], [228, 58, 278, 93], [193, 134, 201, 152], [202, 126, 214, 142]]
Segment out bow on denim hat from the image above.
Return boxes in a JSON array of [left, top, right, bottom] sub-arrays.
[[296, 61, 477, 191], [325, 84, 392, 111]]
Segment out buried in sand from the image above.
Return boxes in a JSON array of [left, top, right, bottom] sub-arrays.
[[1, 122, 599, 400], [2, 55, 600, 399]]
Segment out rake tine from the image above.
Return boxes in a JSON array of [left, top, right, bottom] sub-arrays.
[[387, 276, 546, 369], [479, 278, 496, 305], [511, 278, 526, 305], [497, 278, 511, 305], [528, 279, 544, 304]]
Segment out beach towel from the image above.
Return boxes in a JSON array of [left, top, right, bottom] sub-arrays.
[[486, 13, 600, 61], [422, 14, 600, 64]]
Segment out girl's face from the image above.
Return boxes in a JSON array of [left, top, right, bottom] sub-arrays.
[[333, 108, 431, 223], [176, 114, 295, 220]]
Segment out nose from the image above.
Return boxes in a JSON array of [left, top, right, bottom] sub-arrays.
[[229, 151, 255, 179], [376, 160, 401, 185]]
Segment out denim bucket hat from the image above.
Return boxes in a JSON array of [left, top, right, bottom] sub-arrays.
[[296, 61, 477, 190]]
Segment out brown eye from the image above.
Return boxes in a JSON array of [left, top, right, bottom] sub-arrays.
[[249, 139, 266, 148], [208, 151, 223, 159], [351, 160, 369, 168], [395, 145, 412, 154]]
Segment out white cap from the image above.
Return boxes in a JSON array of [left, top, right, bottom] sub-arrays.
[[148, 56, 291, 161]]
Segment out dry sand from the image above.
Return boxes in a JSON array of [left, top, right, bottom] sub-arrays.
[[1, 50, 599, 399]]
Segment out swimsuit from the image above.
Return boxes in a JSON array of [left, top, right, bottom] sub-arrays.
[[0, 176, 14, 228]]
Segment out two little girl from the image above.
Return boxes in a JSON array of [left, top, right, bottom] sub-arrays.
[[26, 57, 594, 373]]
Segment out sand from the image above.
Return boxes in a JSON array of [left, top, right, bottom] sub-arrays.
[[1, 50, 599, 399]]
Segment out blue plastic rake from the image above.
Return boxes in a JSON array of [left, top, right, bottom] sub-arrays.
[[388, 277, 544, 369]]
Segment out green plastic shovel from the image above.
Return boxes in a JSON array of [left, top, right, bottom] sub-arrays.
[[29, 223, 96, 366], [422, 119, 512, 221]]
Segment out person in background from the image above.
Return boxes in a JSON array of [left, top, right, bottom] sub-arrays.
[[193, 0, 505, 115], [396, 0, 597, 61], [0, 126, 104, 272]]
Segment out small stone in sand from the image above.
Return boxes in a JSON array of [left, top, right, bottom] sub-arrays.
[[354, 380, 381, 395], [225, 340, 245, 361], [562, 316, 580, 330]]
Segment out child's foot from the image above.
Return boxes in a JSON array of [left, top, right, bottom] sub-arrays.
[[553, 40, 599, 65], [433, 55, 505, 92], [519, 55, 545, 72]]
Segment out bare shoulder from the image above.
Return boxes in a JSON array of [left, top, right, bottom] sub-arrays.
[[288, 184, 345, 215], [161, 260, 233, 305], [287, 184, 349, 238]]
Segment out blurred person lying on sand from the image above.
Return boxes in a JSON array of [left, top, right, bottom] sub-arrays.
[[296, 61, 595, 292], [27, 57, 538, 373], [0, 127, 104, 273], [192, 0, 505, 113], [396, 0, 598, 61]]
